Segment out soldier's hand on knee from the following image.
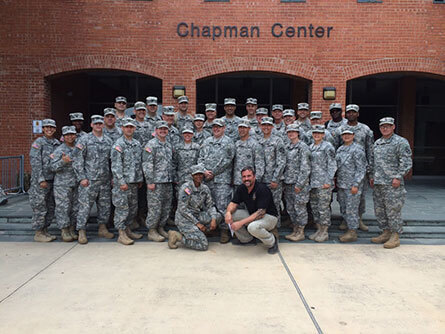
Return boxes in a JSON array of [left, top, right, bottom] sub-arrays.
[[39, 181, 48, 189], [351, 186, 358, 195], [197, 223, 206, 232], [210, 219, 217, 231], [80, 179, 89, 187]]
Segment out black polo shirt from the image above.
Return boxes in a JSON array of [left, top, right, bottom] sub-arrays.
[[232, 181, 278, 217]]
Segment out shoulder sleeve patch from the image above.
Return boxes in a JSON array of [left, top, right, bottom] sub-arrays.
[[184, 187, 192, 195], [49, 153, 55, 159], [115, 146, 122, 153], [145, 147, 152, 153], [32, 143, 40, 149], [76, 143, 84, 150]]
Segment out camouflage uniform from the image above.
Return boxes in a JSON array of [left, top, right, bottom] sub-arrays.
[[111, 136, 143, 230], [175, 113, 194, 133], [233, 137, 264, 186], [298, 119, 312, 133], [203, 120, 215, 136], [174, 141, 201, 186], [167, 125, 181, 148], [221, 116, 241, 141], [103, 126, 122, 143], [142, 136, 174, 229], [336, 142, 367, 230], [146, 114, 162, 134], [175, 181, 222, 251], [326, 118, 347, 137], [73, 133, 113, 230], [134, 120, 153, 147], [192, 129, 211, 146], [372, 134, 412, 233], [283, 141, 311, 227], [241, 115, 259, 130], [115, 116, 126, 129], [309, 141, 337, 226], [29, 136, 60, 230], [273, 121, 286, 138]]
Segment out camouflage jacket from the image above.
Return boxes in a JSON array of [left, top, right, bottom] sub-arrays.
[[233, 137, 264, 186], [142, 137, 174, 184], [325, 118, 347, 136], [257, 135, 286, 184], [222, 115, 242, 141], [174, 112, 194, 133], [30, 136, 60, 183], [50, 143, 77, 187], [111, 136, 143, 186], [283, 140, 311, 189], [133, 120, 153, 147], [335, 142, 367, 188], [103, 126, 122, 143], [303, 129, 336, 147], [198, 135, 235, 184], [174, 141, 201, 184], [309, 141, 337, 188], [192, 129, 211, 146]]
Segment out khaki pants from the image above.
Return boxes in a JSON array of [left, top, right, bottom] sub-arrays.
[[232, 209, 277, 247]]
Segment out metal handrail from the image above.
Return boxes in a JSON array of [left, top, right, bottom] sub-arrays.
[[0, 155, 25, 195]]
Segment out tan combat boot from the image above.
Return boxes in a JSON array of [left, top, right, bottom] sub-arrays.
[[43, 227, 57, 241], [308, 223, 321, 241], [314, 225, 329, 243], [220, 229, 230, 244], [61, 228, 74, 242], [359, 218, 369, 231], [339, 229, 358, 243], [126, 227, 142, 240], [290, 226, 306, 242], [383, 232, 400, 249], [371, 229, 391, 244], [117, 229, 134, 245], [338, 220, 347, 231], [78, 230, 88, 244], [285, 225, 298, 241], [168, 230, 182, 249], [34, 229, 53, 242], [98, 224, 114, 239], [69, 225, 78, 240], [147, 228, 165, 242], [158, 226, 169, 239]]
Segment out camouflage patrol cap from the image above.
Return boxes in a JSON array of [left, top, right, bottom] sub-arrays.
[[91, 115, 104, 124], [162, 106, 175, 115], [69, 112, 84, 121], [224, 98, 236, 105], [286, 123, 300, 133], [311, 124, 325, 133], [122, 117, 136, 127], [346, 104, 360, 112], [146, 96, 158, 106], [156, 120, 169, 129], [238, 119, 251, 128], [178, 96, 189, 104], [134, 101, 147, 111], [341, 126, 354, 135], [297, 103, 309, 110], [283, 109, 296, 117], [246, 98, 257, 105], [329, 103, 342, 111], [115, 96, 127, 104], [42, 119, 56, 128], [103, 108, 116, 117], [272, 104, 283, 111], [62, 125, 76, 135], [379, 117, 395, 126], [191, 164, 206, 175], [205, 103, 217, 112], [193, 114, 205, 122], [212, 118, 225, 127], [256, 107, 268, 115], [261, 117, 274, 126], [182, 127, 194, 134], [310, 111, 323, 120]]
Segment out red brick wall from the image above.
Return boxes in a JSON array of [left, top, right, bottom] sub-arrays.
[[0, 0, 444, 169]]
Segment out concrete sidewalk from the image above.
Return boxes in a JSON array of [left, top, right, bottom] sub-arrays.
[[0, 242, 444, 333]]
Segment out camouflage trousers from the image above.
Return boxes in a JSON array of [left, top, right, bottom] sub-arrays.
[[54, 183, 78, 229], [146, 183, 172, 229], [267, 182, 283, 227], [284, 184, 309, 227], [232, 209, 277, 247], [112, 183, 138, 230], [310, 187, 333, 226], [358, 175, 369, 216], [29, 180, 55, 230], [206, 181, 232, 230], [373, 185, 406, 233], [76, 179, 111, 230], [337, 185, 363, 230]]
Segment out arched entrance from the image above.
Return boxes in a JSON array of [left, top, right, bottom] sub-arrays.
[[196, 72, 311, 116]]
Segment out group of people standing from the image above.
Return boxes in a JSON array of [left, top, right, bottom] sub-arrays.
[[29, 94, 412, 252]]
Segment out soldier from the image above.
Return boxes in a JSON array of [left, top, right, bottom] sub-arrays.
[[29, 119, 60, 242], [69, 113, 87, 139], [146, 96, 162, 133], [308, 124, 337, 242], [133, 101, 152, 146], [174, 128, 201, 187], [335, 128, 367, 243], [168, 165, 222, 251], [283, 109, 297, 127], [304, 111, 335, 146], [203, 103, 217, 135], [222, 98, 241, 141], [325, 103, 347, 137], [73, 115, 114, 244], [175, 95, 193, 132], [296, 102, 312, 133], [162, 106, 181, 147], [233, 120, 264, 188], [370, 117, 412, 249], [272, 104, 286, 138], [192, 114, 210, 146], [252, 107, 268, 139], [103, 108, 122, 143], [198, 118, 235, 243], [258, 116, 286, 230], [242, 97, 259, 129], [111, 118, 144, 245], [114, 96, 128, 128], [50, 126, 79, 242], [283, 124, 311, 242], [143, 120, 174, 242]]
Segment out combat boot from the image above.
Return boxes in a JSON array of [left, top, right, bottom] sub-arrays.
[[168, 230, 182, 249], [339, 229, 358, 243], [383, 232, 400, 249], [34, 229, 53, 242], [314, 225, 329, 243], [308, 223, 321, 241], [289, 226, 305, 242], [158, 226, 169, 239], [285, 225, 298, 241], [126, 227, 143, 240], [117, 229, 134, 245], [61, 228, 74, 242], [371, 229, 391, 244], [220, 229, 230, 244], [98, 224, 114, 239], [43, 227, 57, 241], [78, 230, 88, 244], [359, 218, 369, 231], [147, 228, 165, 242], [338, 220, 347, 230], [69, 225, 78, 240]]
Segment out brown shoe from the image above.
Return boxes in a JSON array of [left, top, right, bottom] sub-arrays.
[[61, 227, 74, 242], [98, 224, 114, 239], [78, 229, 88, 244], [69, 225, 78, 240], [339, 229, 358, 243], [147, 228, 165, 242], [314, 225, 329, 243], [126, 227, 143, 240], [34, 229, 53, 243], [42, 227, 57, 241], [371, 229, 391, 244], [117, 229, 134, 245], [359, 218, 369, 231], [288, 226, 305, 242], [220, 229, 230, 244], [168, 230, 182, 249], [383, 232, 400, 249], [338, 220, 347, 231], [285, 225, 298, 241], [308, 223, 321, 241], [158, 226, 169, 239]]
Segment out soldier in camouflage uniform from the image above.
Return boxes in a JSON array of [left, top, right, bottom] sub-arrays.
[[198, 118, 235, 243], [60, 113, 86, 142], [146, 96, 162, 134], [168, 165, 222, 251], [308, 125, 337, 243], [162, 106, 181, 147], [370, 117, 412, 249], [296, 103, 312, 133], [114, 96, 128, 128], [303, 111, 335, 147], [192, 114, 211, 146], [29, 119, 60, 242], [111, 118, 144, 245], [258, 117, 286, 229], [325, 103, 347, 137], [251, 107, 268, 140], [143, 120, 174, 242], [133, 102, 153, 147], [73, 115, 114, 244], [203, 103, 218, 135], [221, 98, 241, 141], [174, 95, 194, 132], [283, 124, 311, 242], [242, 97, 259, 130], [272, 104, 286, 138], [50, 126, 79, 242], [174, 128, 201, 187], [103, 108, 122, 143], [335, 128, 367, 243]]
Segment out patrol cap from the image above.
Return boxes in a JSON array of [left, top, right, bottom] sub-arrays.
[[212, 118, 225, 127], [256, 107, 268, 115], [191, 164, 206, 175], [272, 104, 283, 111], [297, 102, 309, 110], [311, 124, 325, 133], [283, 109, 296, 117], [42, 119, 56, 128], [238, 119, 251, 128], [91, 115, 104, 124], [182, 127, 194, 134], [115, 96, 127, 104], [205, 103, 217, 112], [162, 106, 175, 115], [310, 111, 323, 120], [246, 97, 257, 105], [134, 101, 147, 111], [122, 117, 136, 127], [155, 120, 169, 129], [224, 98, 236, 106], [341, 128, 354, 135], [146, 96, 158, 106], [178, 96, 189, 104], [193, 114, 205, 122], [379, 117, 395, 126], [69, 112, 84, 121], [286, 124, 300, 133], [103, 108, 116, 117], [329, 103, 342, 111], [346, 104, 360, 112], [62, 125, 76, 135], [261, 116, 274, 126]]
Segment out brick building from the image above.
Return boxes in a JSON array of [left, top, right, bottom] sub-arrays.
[[1, 0, 444, 175]]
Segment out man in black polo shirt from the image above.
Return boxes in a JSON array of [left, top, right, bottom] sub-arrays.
[[225, 167, 279, 254]]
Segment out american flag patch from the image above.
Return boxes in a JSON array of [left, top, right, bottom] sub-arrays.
[[76, 143, 84, 150], [145, 147, 152, 153], [32, 143, 40, 149], [49, 153, 55, 159], [184, 187, 191, 195], [115, 146, 122, 153]]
